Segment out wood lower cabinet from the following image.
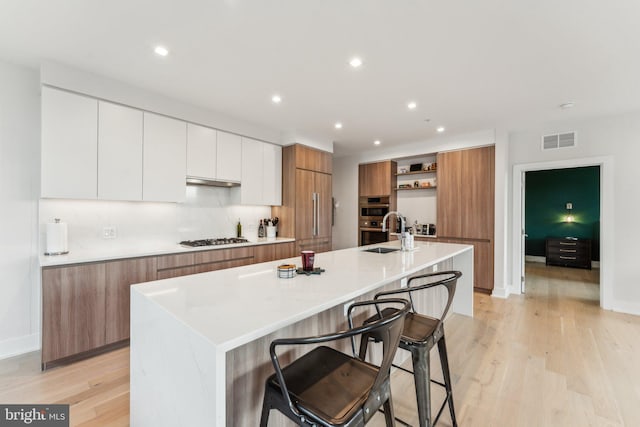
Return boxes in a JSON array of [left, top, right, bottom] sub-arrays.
[[42, 264, 107, 365], [437, 237, 494, 293], [105, 258, 157, 344], [297, 238, 332, 254], [254, 242, 296, 263], [41, 242, 295, 368]]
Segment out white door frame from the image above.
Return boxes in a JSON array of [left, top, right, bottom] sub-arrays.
[[511, 155, 614, 309]]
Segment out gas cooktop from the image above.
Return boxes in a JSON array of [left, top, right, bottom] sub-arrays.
[[180, 238, 249, 247]]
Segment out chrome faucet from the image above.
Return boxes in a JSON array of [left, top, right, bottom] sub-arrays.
[[382, 211, 407, 251]]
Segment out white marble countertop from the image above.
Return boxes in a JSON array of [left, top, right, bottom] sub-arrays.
[[131, 240, 472, 352], [39, 237, 296, 267]]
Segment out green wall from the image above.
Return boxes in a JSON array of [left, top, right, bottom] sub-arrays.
[[525, 166, 600, 260]]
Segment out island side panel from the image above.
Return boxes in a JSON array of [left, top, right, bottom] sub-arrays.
[[452, 246, 474, 317], [225, 261, 452, 426], [130, 290, 224, 427]]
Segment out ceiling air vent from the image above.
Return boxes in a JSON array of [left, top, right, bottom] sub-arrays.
[[542, 132, 576, 150]]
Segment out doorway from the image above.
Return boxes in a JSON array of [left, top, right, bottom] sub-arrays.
[[512, 156, 614, 309], [522, 166, 600, 296]]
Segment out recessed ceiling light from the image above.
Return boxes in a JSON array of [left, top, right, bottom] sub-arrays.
[[436, 126, 445, 133], [373, 140, 381, 145], [349, 57, 363, 68], [271, 94, 282, 104], [334, 122, 343, 129], [560, 102, 575, 109], [407, 102, 417, 110], [154, 46, 169, 57]]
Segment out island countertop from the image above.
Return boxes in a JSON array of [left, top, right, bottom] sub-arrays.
[[130, 240, 474, 427], [131, 240, 473, 352]]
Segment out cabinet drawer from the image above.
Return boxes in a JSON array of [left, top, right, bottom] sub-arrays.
[[157, 253, 195, 270]]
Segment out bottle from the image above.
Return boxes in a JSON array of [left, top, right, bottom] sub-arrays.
[[236, 219, 242, 238], [258, 220, 265, 238]]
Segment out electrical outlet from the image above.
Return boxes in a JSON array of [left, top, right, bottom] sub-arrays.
[[102, 226, 117, 239]]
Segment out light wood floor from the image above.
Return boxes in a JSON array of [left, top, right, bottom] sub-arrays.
[[1, 263, 639, 426]]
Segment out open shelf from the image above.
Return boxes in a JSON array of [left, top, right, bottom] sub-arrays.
[[395, 186, 437, 191], [395, 169, 437, 176]]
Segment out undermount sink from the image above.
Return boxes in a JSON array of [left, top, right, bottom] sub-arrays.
[[363, 247, 400, 254]]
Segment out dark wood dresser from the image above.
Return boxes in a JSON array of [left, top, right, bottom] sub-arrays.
[[545, 237, 592, 269]]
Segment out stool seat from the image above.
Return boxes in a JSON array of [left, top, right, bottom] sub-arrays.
[[372, 308, 440, 344], [265, 345, 377, 424]]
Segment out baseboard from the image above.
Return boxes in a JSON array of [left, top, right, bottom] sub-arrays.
[[0, 333, 40, 360], [491, 286, 510, 298], [525, 255, 545, 263], [610, 300, 640, 317]]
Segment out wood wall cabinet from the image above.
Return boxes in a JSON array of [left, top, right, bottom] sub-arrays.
[[437, 145, 495, 292], [42, 264, 106, 365], [359, 161, 397, 197], [272, 144, 333, 253], [41, 87, 98, 199], [105, 258, 157, 344]]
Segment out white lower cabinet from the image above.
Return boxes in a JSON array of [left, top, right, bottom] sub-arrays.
[[143, 113, 187, 202], [240, 138, 282, 206], [41, 87, 98, 199], [98, 101, 143, 200]]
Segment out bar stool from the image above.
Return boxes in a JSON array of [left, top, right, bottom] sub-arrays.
[[259, 298, 411, 427], [361, 271, 462, 427]]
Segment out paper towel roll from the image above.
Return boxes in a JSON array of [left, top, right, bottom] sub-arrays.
[[45, 219, 69, 255]]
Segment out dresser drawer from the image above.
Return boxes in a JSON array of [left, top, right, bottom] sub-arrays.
[[545, 238, 591, 269]]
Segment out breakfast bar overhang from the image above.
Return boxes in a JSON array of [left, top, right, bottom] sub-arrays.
[[130, 241, 473, 426]]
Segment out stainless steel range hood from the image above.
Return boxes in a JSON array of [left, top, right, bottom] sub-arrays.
[[186, 177, 241, 188]]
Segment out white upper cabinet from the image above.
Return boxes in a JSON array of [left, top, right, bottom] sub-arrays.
[[216, 131, 242, 183], [98, 101, 143, 201], [143, 112, 187, 202], [240, 138, 282, 206], [186, 123, 217, 179], [41, 87, 98, 199], [263, 143, 282, 206], [240, 138, 264, 205]]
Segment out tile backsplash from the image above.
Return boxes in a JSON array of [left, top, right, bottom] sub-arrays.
[[39, 186, 272, 253]]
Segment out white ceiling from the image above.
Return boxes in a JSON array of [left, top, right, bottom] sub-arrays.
[[2, 0, 640, 156]]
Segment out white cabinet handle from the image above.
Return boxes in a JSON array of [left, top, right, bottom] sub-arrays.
[[316, 193, 320, 236], [312, 193, 317, 236]]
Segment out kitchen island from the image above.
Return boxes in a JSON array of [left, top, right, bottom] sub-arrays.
[[130, 241, 473, 427]]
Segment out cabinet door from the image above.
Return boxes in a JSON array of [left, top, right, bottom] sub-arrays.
[[42, 264, 106, 364], [359, 161, 392, 196], [436, 150, 463, 238], [41, 87, 98, 199], [294, 144, 332, 174], [143, 113, 187, 202], [217, 131, 242, 182], [297, 238, 332, 254], [187, 123, 217, 179], [254, 244, 274, 263], [105, 258, 157, 344], [274, 242, 296, 260], [98, 101, 143, 200], [263, 143, 282, 206], [315, 172, 332, 239], [460, 146, 495, 240], [240, 137, 264, 205], [295, 169, 315, 240]]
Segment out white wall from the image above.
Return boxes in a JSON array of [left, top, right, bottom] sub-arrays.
[[507, 111, 640, 314], [332, 129, 496, 251], [0, 60, 40, 358]]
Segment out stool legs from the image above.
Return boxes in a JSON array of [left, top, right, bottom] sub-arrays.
[[412, 345, 432, 427], [437, 336, 457, 427]]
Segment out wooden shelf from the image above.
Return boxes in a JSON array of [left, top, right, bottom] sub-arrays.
[[395, 186, 437, 191], [395, 169, 437, 176]]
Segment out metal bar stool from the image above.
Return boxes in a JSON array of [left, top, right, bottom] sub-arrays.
[[361, 271, 462, 427], [260, 298, 411, 426]]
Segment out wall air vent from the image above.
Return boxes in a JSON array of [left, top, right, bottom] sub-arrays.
[[542, 132, 576, 150]]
